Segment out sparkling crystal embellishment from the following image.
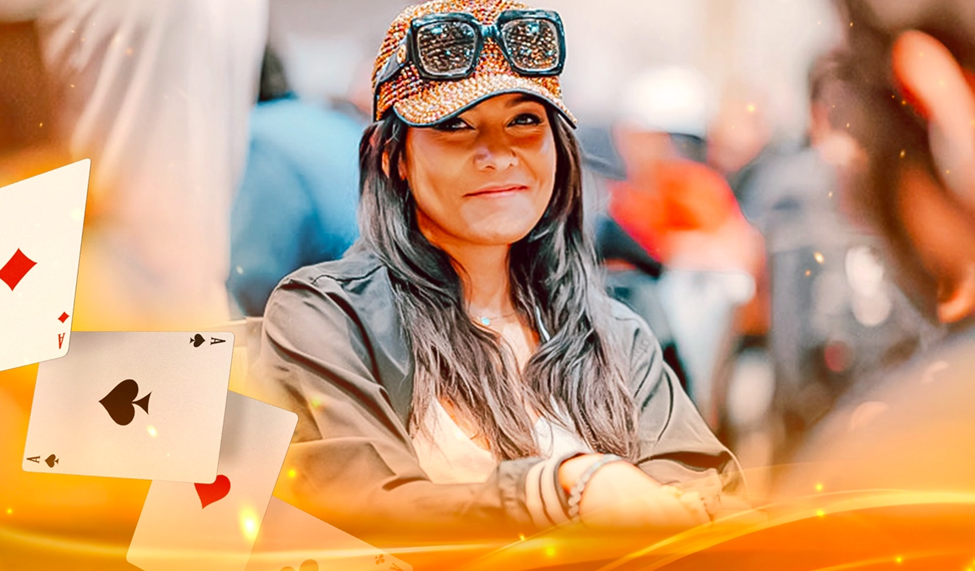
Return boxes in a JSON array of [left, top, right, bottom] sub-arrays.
[[0, 249, 37, 291]]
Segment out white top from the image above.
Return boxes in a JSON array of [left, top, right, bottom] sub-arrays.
[[413, 399, 593, 484]]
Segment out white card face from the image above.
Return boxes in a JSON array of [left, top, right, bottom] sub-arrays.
[[127, 392, 297, 571], [23, 331, 234, 482], [0, 159, 90, 372], [245, 497, 413, 571]]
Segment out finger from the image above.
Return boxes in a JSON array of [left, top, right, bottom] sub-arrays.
[[892, 30, 975, 205]]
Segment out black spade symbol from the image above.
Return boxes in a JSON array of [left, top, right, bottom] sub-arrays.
[[99, 379, 151, 426], [191, 333, 206, 348], [44, 454, 58, 468]]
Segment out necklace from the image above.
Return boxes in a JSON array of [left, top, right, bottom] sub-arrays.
[[472, 309, 519, 327]]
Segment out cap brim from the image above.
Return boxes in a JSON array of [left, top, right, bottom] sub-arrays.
[[392, 73, 577, 128]]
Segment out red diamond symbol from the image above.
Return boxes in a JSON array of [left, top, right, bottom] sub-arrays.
[[58, 312, 70, 323], [0, 249, 37, 291]]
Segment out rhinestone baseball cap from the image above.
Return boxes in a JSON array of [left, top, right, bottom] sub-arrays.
[[372, 0, 577, 127]]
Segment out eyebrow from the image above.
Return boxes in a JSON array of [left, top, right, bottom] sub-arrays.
[[505, 94, 543, 107]]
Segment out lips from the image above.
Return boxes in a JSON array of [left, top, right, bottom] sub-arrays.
[[466, 185, 529, 197]]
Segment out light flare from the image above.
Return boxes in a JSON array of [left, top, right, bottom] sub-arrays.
[[239, 507, 261, 542]]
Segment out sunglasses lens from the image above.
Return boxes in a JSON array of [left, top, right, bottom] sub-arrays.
[[415, 21, 478, 77], [500, 18, 561, 73]]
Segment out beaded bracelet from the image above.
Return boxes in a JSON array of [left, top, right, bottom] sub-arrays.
[[566, 454, 626, 523]]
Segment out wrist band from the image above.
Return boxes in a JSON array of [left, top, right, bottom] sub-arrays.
[[566, 454, 626, 523]]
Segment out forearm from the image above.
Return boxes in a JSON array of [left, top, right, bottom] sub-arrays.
[[275, 439, 573, 544]]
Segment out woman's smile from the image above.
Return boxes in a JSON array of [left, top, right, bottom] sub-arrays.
[[465, 184, 530, 198]]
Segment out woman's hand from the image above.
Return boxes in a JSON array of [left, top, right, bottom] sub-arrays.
[[558, 454, 710, 531]]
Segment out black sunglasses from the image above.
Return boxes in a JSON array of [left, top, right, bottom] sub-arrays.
[[376, 9, 566, 89]]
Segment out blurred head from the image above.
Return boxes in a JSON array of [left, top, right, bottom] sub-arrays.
[[806, 52, 864, 169], [833, 0, 975, 324], [613, 67, 712, 169], [706, 81, 772, 177]]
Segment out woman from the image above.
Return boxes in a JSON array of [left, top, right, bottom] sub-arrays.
[[251, 0, 745, 544]]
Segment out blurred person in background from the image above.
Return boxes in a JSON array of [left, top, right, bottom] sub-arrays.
[[707, 81, 777, 214], [740, 53, 928, 469], [607, 67, 765, 424], [779, 0, 975, 495], [0, 0, 266, 567], [611, 68, 762, 275], [228, 46, 362, 317], [0, 0, 267, 330]]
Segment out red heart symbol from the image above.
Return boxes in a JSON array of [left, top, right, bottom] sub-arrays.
[[194, 474, 230, 509]]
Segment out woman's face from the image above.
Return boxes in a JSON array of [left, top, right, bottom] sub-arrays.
[[399, 93, 558, 249]]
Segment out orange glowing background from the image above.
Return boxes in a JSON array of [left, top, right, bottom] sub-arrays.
[[4, 1, 975, 570]]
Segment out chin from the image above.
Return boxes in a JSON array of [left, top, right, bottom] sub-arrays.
[[466, 220, 540, 246]]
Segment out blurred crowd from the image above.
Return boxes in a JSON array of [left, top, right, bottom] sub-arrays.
[[3, 0, 975, 567]]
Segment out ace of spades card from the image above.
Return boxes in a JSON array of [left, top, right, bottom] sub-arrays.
[[245, 497, 412, 571], [0, 159, 90, 373], [127, 392, 298, 571], [22, 331, 234, 482]]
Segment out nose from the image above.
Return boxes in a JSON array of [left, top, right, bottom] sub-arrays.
[[473, 131, 518, 171]]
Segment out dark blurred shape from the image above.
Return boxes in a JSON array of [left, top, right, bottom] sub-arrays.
[[259, 46, 291, 103], [0, 20, 66, 186], [228, 45, 362, 316], [741, 50, 927, 466], [0, 21, 53, 154], [594, 216, 662, 279]]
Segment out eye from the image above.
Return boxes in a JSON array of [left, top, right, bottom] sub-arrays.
[[432, 116, 471, 132], [509, 112, 544, 127]]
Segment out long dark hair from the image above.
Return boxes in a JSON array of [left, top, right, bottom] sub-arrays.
[[357, 106, 638, 460]]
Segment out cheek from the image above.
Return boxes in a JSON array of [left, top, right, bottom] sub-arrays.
[[532, 137, 558, 208], [403, 143, 462, 216]]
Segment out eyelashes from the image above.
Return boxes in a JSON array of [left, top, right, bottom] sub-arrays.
[[510, 112, 544, 126], [431, 112, 545, 132], [432, 116, 470, 132]]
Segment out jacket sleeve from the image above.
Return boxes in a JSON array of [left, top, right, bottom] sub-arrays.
[[624, 312, 749, 516], [248, 275, 574, 544]]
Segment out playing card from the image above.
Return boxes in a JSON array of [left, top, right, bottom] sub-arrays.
[[0, 159, 89, 372], [22, 331, 234, 481], [127, 392, 297, 571], [245, 497, 413, 571]]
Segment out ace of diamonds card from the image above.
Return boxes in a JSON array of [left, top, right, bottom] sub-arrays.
[[0, 159, 90, 372]]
